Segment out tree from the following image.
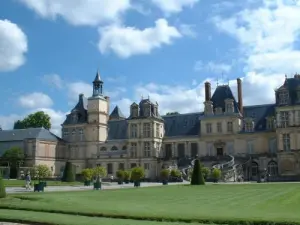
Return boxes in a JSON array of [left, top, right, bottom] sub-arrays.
[[13, 111, 51, 130], [170, 169, 181, 178], [81, 168, 93, 181], [62, 162, 75, 182], [212, 168, 222, 182], [160, 169, 170, 180], [1, 147, 25, 167], [201, 167, 210, 180], [190, 159, 205, 185], [93, 166, 107, 181], [0, 176, 6, 198], [124, 170, 131, 182], [116, 170, 125, 181], [34, 164, 51, 181], [131, 167, 145, 181]]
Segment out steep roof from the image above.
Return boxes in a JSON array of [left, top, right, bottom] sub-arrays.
[[63, 94, 88, 125], [211, 85, 240, 113], [107, 120, 128, 140], [0, 128, 61, 142], [276, 76, 300, 105], [109, 106, 125, 120]]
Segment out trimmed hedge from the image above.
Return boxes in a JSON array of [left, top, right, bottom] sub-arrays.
[[190, 159, 205, 185], [0, 205, 299, 225], [61, 162, 75, 182], [0, 176, 6, 198]]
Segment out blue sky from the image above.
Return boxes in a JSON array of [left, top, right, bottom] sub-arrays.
[[1, 0, 300, 134]]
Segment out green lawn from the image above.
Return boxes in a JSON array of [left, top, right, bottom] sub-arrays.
[[3, 179, 83, 187], [0, 209, 204, 225], [1, 183, 300, 225]]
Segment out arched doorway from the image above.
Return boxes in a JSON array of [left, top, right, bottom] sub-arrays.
[[251, 161, 259, 180], [267, 161, 278, 177]]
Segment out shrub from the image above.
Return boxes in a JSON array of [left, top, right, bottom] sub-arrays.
[[160, 169, 170, 180], [201, 167, 210, 179], [116, 170, 125, 180], [81, 168, 93, 181], [124, 170, 131, 181], [170, 169, 181, 178], [212, 168, 222, 181], [190, 159, 205, 185], [62, 162, 75, 182], [0, 176, 6, 198], [34, 164, 51, 181], [93, 166, 107, 182], [131, 167, 145, 181]]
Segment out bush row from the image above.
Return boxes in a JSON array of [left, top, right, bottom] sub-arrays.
[[0, 205, 298, 225]]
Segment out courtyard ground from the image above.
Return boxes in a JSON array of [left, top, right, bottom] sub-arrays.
[[1, 183, 300, 225]]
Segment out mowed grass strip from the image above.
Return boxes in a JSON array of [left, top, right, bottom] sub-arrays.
[[0, 209, 207, 225], [1, 183, 300, 224], [4, 179, 82, 187]]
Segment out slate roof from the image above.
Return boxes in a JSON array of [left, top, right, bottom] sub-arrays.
[[128, 98, 163, 120], [107, 120, 128, 140], [210, 85, 240, 113], [109, 106, 125, 120], [0, 128, 61, 142], [276, 76, 300, 105], [63, 94, 88, 125]]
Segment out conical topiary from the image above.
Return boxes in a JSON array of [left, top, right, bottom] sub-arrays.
[[62, 162, 75, 182], [0, 176, 6, 198], [190, 159, 205, 185]]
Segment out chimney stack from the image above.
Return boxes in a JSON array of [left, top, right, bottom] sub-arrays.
[[237, 78, 243, 115], [204, 82, 211, 101]]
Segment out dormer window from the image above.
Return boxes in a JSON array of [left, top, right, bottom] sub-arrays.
[[225, 99, 234, 113], [72, 113, 78, 122], [144, 104, 151, 117], [215, 107, 222, 115], [244, 118, 254, 132], [278, 91, 289, 105], [204, 101, 213, 115], [71, 129, 76, 135], [130, 104, 139, 117], [266, 117, 275, 130]]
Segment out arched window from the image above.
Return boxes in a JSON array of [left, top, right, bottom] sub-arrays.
[[267, 161, 278, 176], [100, 147, 107, 151], [251, 162, 259, 177], [111, 146, 118, 151], [122, 145, 127, 151]]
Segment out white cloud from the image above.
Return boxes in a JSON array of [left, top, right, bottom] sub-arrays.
[[42, 73, 64, 89], [0, 19, 28, 72], [194, 61, 232, 74], [67, 82, 93, 103], [19, 92, 53, 109], [98, 18, 182, 58], [178, 24, 197, 38], [18, 0, 131, 26], [151, 0, 199, 14], [213, 0, 300, 74]]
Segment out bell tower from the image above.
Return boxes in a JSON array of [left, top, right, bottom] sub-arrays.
[[86, 70, 109, 142]]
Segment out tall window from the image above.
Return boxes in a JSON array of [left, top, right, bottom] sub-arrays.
[[131, 124, 137, 138], [227, 122, 233, 132], [217, 122, 222, 133], [144, 163, 150, 170], [269, 138, 277, 153], [283, 134, 290, 151], [245, 121, 254, 132], [280, 112, 289, 128], [267, 118, 275, 130], [107, 163, 113, 174], [143, 123, 151, 138], [226, 102, 234, 113], [247, 141, 254, 154], [177, 143, 185, 158], [131, 143, 137, 158], [79, 128, 84, 141], [206, 143, 213, 156], [251, 162, 258, 177], [156, 124, 160, 138], [191, 143, 198, 157], [278, 91, 289, 105], [144, 142, 151, 157], [267, 161, 278, 176], [206, 123, 212, 133]]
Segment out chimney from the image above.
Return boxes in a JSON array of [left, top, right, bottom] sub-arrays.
[[204, 82, 211, 101], [79, 93, 84, 103], [237, 78, 243, 115]]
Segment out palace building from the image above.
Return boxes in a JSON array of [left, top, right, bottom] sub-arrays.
[[1, 71, 300, 181]]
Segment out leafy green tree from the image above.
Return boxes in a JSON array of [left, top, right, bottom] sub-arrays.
[[62, 162, 75, 182], [14, 111, 51, 130], [0, 176, 6, 198], [190, 159, 205, 185], [212, 168, 222, 182], [116, 170, 125, 181], [34, 164, 51, 181], [93, 166, 107, 182], [170, 169, 181, 178], [160, 169, 170, 180], [201, 167, 210, 180], [2, 147, 25, 167], [124, 170, 131, 181], [81, 168, 93, 181]]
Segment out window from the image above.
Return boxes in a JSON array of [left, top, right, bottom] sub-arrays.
[[206, 143, 213, 156], [247, 141, 254, 154], [165, 144, 172, 159], [143, 123, 151, 138], [144, 142, 151, 157], [269, 138, 277, 153], [226, 142, 234, 155], [96, 163, 101, 167], [191, 143, 198, 157], [217, 122, 222, 133], [107, 163, 113, 174], [280, 112, 289, 128], [156, 124, 160, 138], [131, 106, 138, 117], [79, 128, 83, 141], [63, 129, 69, 137], [283, 134, 290, 151], [144, 163, 150, 170], [206, 123, 212, 133], [278, 91, 289, 105], [130, 124, 137, 138], [226, 102, 234, 113], [177, 143, 185, 158], [118, 163, 125, 170], [267, 118, 275, 130], [131, 143, 137, 158], [267, 161, 278, 176], [71, 129, 76, 136], [72, 113, 77, 122], [227, 122, 233, 132], [251, 162, 259, 177], [245, 121, 254, 132], [111, 146, 118, 151], [100, 147, 107, 151], [215, 107, 222, 114], [144, 105, 150, 117]]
